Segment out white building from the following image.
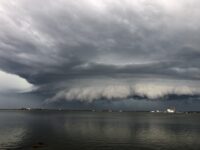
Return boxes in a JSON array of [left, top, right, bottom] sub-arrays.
[[166, 108, 175, 113]]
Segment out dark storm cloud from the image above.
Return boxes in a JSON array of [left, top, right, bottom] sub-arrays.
[[1, 0, 200, 102]]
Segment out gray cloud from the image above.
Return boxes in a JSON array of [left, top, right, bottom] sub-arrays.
[[46, 78, 200, 102], [0, 0, 200, 104]]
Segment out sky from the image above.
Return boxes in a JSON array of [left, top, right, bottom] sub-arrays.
[[0, 0, 200, 110]]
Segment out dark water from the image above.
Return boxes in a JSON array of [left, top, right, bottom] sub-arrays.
[[0, 111, 200, 150]]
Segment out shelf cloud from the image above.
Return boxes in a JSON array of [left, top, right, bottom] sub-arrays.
[[0, 0, 200, 107], [47, 79, 200, 102]]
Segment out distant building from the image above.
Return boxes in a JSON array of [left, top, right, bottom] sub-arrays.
[[150, 107, 176, 113], [166, 107, 176, 113], [150, 110, 161, 113], [108, 109, 112, 112], [20, 107, 31, 111], [26, 108, 31, 110]]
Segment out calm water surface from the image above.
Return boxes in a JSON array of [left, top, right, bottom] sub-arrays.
[[0, 111, 200, 150]]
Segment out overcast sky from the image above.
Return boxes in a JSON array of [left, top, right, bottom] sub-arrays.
[[0, 0, 200, 110]]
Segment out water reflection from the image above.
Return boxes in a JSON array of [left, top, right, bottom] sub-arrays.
[[0, 111, 28, 149], [63, 113, 200, 149], [0, 111, 200, 150], [0, 128, 27, 149], [64, 117, 132, 139]]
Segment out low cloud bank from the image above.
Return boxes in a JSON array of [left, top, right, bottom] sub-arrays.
[[47, 83, 200, 102]]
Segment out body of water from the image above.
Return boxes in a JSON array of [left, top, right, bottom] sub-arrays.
[[0, 111, 200, 150]]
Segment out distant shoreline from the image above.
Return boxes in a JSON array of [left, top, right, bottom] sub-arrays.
[[0, 109, 200, 114]]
